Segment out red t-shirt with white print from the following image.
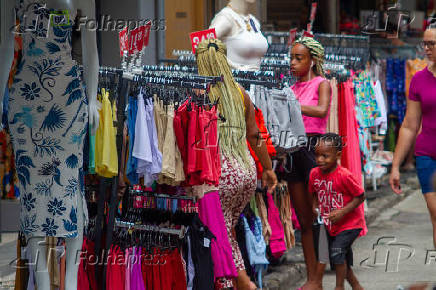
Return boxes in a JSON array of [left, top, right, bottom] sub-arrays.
[[309, 165, 365, 236]]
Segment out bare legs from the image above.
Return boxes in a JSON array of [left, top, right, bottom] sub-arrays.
[[334, 263, 363, 290], [235, 270, 257, 290], [288, 181, 319, 289], [401, 144, 416, 171], [424, 192, 436, 249]]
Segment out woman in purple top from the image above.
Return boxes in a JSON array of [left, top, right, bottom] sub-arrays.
[[390, 28, 436, 248]]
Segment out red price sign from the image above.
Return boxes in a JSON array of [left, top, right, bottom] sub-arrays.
[[128, 22, 152, 55], [303, 30, 314, 38], [143, 22, 151, 47], [189, 28, 217, 54], [118, 26, 129, 56], [306, 23, 312, 34], [287, 28, 297, 47], [310, 2, 318, 22], [129, 27, 140, 55]]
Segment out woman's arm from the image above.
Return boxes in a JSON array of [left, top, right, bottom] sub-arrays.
[[300, 80, 331, 118], [390, 98, 422, 194], [240, 85, 277, 191]]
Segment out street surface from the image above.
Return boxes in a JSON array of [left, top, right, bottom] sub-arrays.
[[320, 190, 436, 290]]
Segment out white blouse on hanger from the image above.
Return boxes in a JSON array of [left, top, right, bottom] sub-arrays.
[[210, 7, 268, 71]]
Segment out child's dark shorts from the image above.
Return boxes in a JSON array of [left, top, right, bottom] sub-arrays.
[[328, 228, 362, 269]]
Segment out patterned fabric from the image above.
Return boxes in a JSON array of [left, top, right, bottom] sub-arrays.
[[353, 71, 381, 128], [353, 71, 381, 176], [217, 152, 257, 288], [386, 59, 407, 123], [9, 1, 88, 238], [405, 59, 427, 97]]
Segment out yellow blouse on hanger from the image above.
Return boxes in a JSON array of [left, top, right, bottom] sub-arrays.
[[95, 89, 118, 178]]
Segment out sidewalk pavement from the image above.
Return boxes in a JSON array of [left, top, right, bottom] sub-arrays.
[[262, 172, 421, 290], [0, 232, 18, 289]]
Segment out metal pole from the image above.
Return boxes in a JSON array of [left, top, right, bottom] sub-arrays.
[[156, 0, 166, 63]]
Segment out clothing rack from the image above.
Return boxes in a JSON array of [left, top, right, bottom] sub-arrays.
[[122, 66, 280, 89], [99, 66, 124, 75], [115, 220, 185, 237], [263, 31, 370, 42], [129, 188, 198, 203], [162, 53, 291, 71], [148, 64, 277, 79]]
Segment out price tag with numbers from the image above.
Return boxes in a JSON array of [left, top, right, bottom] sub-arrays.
[[118, 26, 129, 56], [128, 27, 139, 55], [189, 28, 217, 54], [143, 22, 152, 47]]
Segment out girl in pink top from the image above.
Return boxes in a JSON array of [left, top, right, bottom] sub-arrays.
[[285, 36, 331, 290]]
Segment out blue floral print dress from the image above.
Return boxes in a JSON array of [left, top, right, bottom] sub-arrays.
[[9, 1, 88, 238]]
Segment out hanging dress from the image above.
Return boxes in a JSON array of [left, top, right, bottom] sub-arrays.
[[9, 1, 88, 238]]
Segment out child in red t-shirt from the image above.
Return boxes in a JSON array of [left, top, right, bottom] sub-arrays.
[[309, 133, 365, 290]]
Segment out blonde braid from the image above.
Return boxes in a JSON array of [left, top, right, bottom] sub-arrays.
[[196, 38, 251, 168], [294, 37, 325, 77]]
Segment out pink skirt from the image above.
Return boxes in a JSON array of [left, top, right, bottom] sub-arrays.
[[198, 190, 238, 279]]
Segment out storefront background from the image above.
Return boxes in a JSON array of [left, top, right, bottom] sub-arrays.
[[96, 0, 432, 67]]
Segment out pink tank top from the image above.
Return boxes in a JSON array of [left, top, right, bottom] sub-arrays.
[[292, 76, 329, 134]]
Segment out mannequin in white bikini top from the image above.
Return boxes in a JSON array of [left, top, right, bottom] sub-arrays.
[[210, 0, 268, 71]]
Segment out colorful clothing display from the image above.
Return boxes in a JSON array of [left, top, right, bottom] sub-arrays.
[[353, 71, 381, 128]]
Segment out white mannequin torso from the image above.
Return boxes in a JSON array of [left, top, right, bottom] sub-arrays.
[[210, 5, 268, 71]]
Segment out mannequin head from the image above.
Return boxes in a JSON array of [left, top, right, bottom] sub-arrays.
[[227, 0, 256, 14], [290, 37, 325, 80], [422, 28, 436, 63]]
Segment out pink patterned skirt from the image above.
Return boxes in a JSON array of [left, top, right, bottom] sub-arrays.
[[217, 152, 257, 288]]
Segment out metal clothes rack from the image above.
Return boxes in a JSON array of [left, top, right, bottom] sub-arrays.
[[94, 66, 128, 290], [115, 220, 185, 237], [120, 66, 280, 88], [129, 188, 198, 203]]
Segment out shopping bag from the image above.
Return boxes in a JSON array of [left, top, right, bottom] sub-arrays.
[[312, 209, 329, 264]]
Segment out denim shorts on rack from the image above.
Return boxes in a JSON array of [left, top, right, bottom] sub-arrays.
[[276, 135, 320, 184], [416, 155, 436, 194]]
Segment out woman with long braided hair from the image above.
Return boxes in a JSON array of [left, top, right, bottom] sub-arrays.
[[283, 36, 332, 290], [196, 38, 277, 290]]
